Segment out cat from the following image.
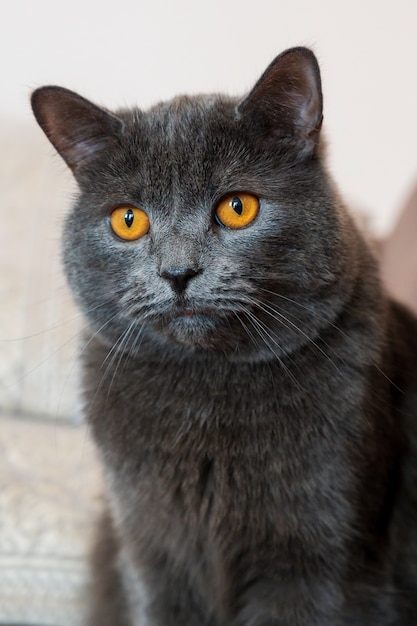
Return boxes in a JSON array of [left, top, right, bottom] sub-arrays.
[[31, 47, 417, 625]]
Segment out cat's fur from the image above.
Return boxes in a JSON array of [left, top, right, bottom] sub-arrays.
[[31, 48, 417, 625]]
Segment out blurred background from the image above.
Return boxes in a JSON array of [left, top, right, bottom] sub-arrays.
[[1, 0, 417, 623]]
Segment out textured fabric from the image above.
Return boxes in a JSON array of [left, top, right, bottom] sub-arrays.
[[0, 414, 102, 625]]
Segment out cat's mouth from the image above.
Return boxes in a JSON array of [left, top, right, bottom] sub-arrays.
[[147, 302, 267, 357], [169, 306, 219, 328], [144, 298, 248, 351], [153, 303, 227, 348], [171, 306, 214, 318]]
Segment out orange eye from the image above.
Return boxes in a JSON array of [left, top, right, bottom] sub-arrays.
[[110, 206, 150, 240], [215, 193, 259, 229]]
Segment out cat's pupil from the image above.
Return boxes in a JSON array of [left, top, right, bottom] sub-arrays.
[[124, 209, 134, 228], [231, 197, 243, 215]]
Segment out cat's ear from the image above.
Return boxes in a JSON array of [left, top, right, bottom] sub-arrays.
[[238, 47, 323, 157], [31, 86, 124, 174]]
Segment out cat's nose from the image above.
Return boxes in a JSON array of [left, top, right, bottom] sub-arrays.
[[160, 267, 201, 294]]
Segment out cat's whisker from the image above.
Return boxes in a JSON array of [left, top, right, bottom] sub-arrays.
[[234, 311, 278, 386], [0, 299, 109, 343], [84, 318, 145, 416], [4, 325, 84, 393], [54, 310, 123, 421], [244, 294, 345, 378], [105, 320, 141, 402], [257, 287, 362, 356], [124, 321, 146, 364], [233, 311, 259, 351], [100, 325, 135, 380], [80, 327, 130, 415], [257, 287, 403, 393], [240, 307, 302, 389]]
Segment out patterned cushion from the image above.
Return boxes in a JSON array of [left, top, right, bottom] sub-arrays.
[[0, 415, 102, 626]]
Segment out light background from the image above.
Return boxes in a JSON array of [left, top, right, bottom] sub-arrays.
[[2, 0, 417, 235]]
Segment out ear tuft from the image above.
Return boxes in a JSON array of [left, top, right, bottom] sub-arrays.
[[31, 86, 124, 174], [238, 47, 323, 156]]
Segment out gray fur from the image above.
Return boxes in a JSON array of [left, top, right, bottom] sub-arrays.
[[31, 48, 417, 625]]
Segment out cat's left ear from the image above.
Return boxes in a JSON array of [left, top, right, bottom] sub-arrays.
[[31, 86, 124, 175], [238, 47, 323, 158]]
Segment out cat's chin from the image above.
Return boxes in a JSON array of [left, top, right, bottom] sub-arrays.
[[158, 312, 225, 350], [143, 306, 235, 352], [149, 312, 280, 363]]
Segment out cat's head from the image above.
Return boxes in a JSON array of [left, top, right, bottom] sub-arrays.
[[31, 48, 356, 361]]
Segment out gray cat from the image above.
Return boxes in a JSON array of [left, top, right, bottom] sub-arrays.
[[31, 47, 417, 625]]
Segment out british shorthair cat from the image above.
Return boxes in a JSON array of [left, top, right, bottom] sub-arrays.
[[32, 47, 417, 625]]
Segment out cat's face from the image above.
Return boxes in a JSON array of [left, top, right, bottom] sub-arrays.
[[32, 48, 354, 361]]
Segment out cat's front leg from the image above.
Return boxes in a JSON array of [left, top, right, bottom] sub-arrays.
[[144, 582, 219, 626], [230, 570, 344, 626], [135, 556, 221, 626]]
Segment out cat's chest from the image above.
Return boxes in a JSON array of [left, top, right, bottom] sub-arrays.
[[86, 337, 354, 523], [84, 336, 364, 591], [87, 338, 322, 456], [86, 334, 357, 459]]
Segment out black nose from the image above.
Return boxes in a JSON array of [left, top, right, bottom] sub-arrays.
[[160, 267, 200, 294]]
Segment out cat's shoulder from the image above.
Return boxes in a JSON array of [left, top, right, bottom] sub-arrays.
[[389, 299, 417, 352], [386, 298, 417, 410]]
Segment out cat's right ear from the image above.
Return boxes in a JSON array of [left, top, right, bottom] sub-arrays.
[[31, 86, 124, 175]]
